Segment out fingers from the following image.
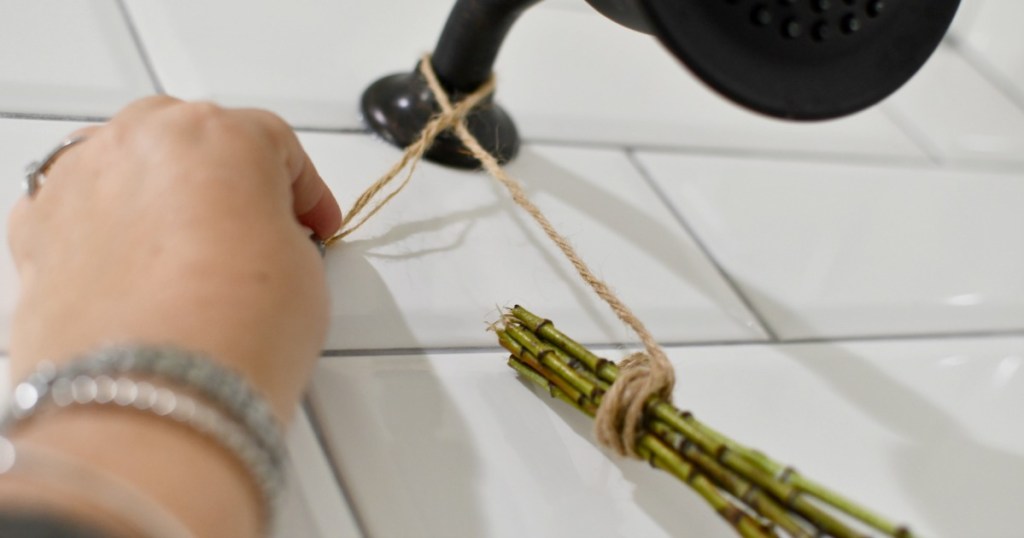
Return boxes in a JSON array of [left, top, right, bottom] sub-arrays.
[[235, 109, 342, 239], [7, 196, 33, 268], [9, 97, 183, 268], [8, 98, 344, 269], [290, 151, 343, 239], [36, 124, 104, 190], [67, 124, 105, 140], [125, 100, 342, 238], [109, 95, 184, 125], [8, 123, 105, 268]]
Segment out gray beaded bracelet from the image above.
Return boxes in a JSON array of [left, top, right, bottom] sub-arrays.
[[1, 346, 287, 523]]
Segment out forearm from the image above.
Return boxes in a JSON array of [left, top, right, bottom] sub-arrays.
[[2, 406, 263, 537], [3, 97, 342, 538]]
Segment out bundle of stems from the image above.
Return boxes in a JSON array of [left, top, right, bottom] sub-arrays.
[[496, 305, 912, 538]]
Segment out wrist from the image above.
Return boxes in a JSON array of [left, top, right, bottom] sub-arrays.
[[7, 408, 262, 537], [10, 308, 314, 425], [3, 345, 291, 536]]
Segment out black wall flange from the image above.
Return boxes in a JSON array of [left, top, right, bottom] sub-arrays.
[[362, 0, 542, 169]]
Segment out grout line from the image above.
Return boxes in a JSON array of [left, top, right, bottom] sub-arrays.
[[0, 110, 375, 135], [523, 136, 934, 170], [0, 110, 372, 135], [0, 111, 109, 123], [0, 111, 937, 169], [301, 396, 374, 538], [945, 36, 1024, 114], [317, 340, 768, 359], [878, 104, 946, 166], [318, 339, 770, 358], [315, 326, 1024, 359], [625, 149, 781, 342], [776, 327, 1024, 345], [4, 328, 1024, 364], [322, 345, 508, 357], [114, 0, 166, 94], [292, 125, 371, 135], [0, 112, 1020, 174], [2, 113, 1021, 175]]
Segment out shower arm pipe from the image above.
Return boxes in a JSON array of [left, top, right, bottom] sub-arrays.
[[430, 0, 544, 94]]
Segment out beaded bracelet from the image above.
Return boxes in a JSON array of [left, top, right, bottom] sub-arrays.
[[8, 346, 286, 469], [1, 346, 287, 527]]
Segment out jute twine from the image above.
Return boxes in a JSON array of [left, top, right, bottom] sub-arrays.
[[324, 55, 675, 458]]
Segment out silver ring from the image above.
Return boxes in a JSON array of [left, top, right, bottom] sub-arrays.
[[23, 135, 89, 198]]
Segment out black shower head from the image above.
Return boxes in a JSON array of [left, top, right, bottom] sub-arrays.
[[587, 0, 961, 120], [362, 0, 961, 168]]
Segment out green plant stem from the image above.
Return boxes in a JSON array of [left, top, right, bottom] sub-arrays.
[[501, 326, 609, 390], [504, 325, 823, 537], [499, 332, 588, 408], [509, 340, 798, 532], [503, 328, 854, 538], [507, 356, 773, 538], [672, 418, 911, 538], [507, 357, 596, 414], [638, 437, 776, 538], [652, 409, 863, 538], [503, 324, 601, 400], [510, 305, 909, 538], [648, 422, 814, 538]]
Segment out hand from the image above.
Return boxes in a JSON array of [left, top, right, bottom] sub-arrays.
[[3, 97, 341, 537], [8, 96, 340, 420]]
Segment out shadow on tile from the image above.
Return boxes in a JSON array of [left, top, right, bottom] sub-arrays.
[[745, 288, 1024, 537], [344, 201, 499, 261], [519, 378, 733, 537], [504, 147, 760, 336], [314, 253, 487, 536]]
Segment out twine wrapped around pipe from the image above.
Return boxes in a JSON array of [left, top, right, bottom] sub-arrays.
[[324, 54, 674, 458]]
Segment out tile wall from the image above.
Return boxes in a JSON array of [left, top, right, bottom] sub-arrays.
[[1, 1, 1021, 536]]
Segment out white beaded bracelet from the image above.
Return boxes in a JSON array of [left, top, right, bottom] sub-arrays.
[[1, 347, 287, 530]]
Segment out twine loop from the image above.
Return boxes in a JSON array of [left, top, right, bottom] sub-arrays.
[[325, 55, 676, 458], [324, 61, 495, 245], [595, 351, 675, 456]]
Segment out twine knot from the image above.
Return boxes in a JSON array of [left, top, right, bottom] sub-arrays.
[[325, 54, 676, 459], [595, 350, 676, 457]]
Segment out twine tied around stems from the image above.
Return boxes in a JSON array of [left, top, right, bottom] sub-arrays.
[[324, 55, 675, 458]]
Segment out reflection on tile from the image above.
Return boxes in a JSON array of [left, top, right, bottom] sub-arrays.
[[0, 0, 153, 116], [122, 0, 452, 129], [960, 0, 1024, 97], [310, 338, 1024, 538], [274, 411, 363, 538], [0, 119, 98, 349], [638, 151, 1024, 339], [300, 132, 765, 349], [883, 46, 1024, 166]]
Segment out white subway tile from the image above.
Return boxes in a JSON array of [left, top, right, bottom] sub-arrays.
[[300, 132, 767, 349], [0, 0, 153, 116], [310, 338, 1024, 537], [639, 150, 1024, 339]]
